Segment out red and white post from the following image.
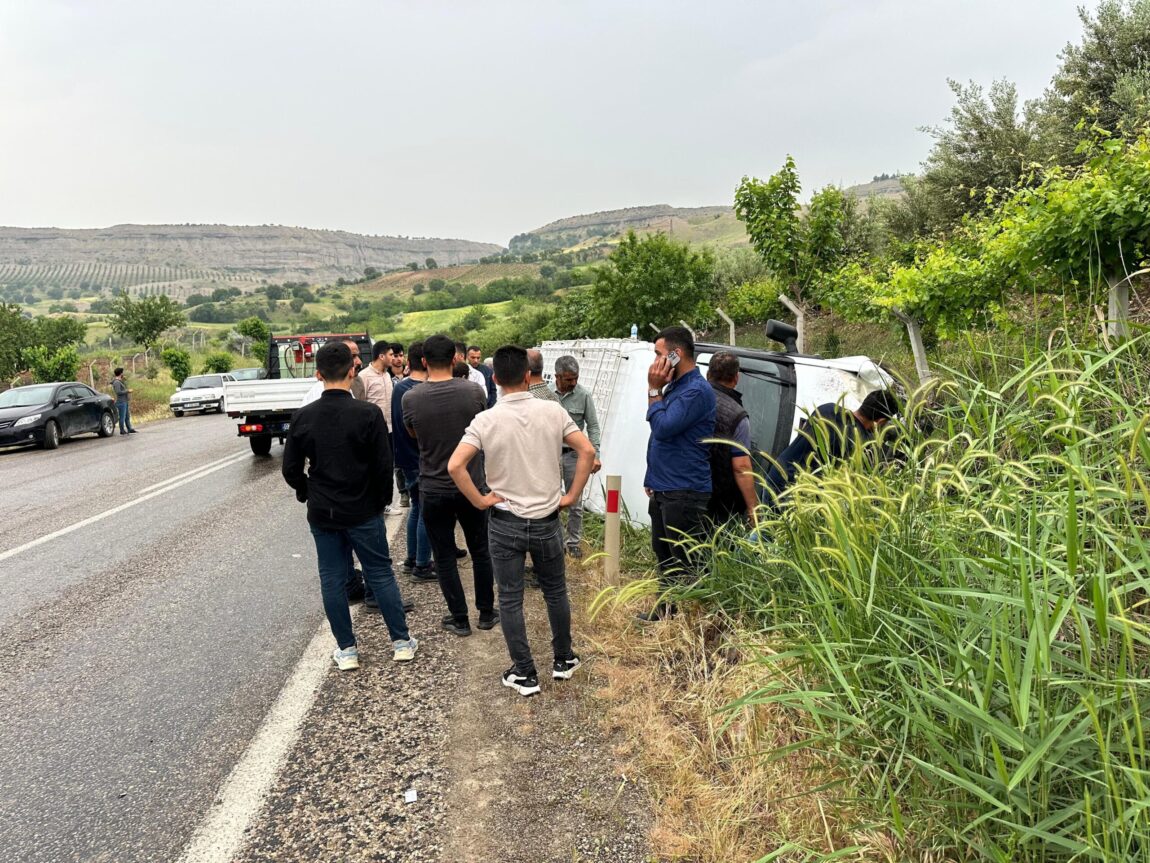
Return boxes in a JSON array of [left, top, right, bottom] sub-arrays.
[[604, 474, 621, 581]]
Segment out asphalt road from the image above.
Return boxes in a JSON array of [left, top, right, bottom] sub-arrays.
[[0, 414, 325, 863]]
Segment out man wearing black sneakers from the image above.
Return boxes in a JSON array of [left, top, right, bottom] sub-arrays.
[[448, 345, 596, 696], [402, 334, 497, 636]]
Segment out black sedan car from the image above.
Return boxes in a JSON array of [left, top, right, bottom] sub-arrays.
[[0, 382, 117, 450]]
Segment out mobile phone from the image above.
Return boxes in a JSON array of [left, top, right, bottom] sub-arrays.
[[668, 350, 681, 367]]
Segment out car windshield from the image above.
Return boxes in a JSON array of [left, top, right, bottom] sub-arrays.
[[229, 368, 263, 381], [182, 375, 222, 389], [0, 385, 56, 408]]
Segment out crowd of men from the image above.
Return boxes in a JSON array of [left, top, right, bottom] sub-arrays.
[[281, 326, 899, 695]]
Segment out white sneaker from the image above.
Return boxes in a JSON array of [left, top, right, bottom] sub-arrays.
[[393, 637, 418, 662], [383, 505, 396, 515], [333, 646, 360, 671]]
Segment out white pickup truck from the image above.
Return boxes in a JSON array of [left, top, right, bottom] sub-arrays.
[[224, 331, 372, 455]]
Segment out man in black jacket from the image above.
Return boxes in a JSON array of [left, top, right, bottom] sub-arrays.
[[283, 342, 418, 670]]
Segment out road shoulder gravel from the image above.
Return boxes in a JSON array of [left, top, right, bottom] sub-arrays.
[[229, 522, 652, 863]]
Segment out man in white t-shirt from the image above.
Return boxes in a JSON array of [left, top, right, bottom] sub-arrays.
[[448, 344, 596, 697]]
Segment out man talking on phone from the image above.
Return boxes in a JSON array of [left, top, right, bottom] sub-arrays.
[[639, 325, 716, 622]]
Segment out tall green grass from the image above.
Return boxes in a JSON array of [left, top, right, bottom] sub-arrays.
[[687, 333, 1150, 861]]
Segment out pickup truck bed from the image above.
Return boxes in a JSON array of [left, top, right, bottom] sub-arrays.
[[223, 378, 315, 455], [223, 378, 315, 415]]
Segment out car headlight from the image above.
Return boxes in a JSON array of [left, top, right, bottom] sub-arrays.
[[14, 414, 41, 427]]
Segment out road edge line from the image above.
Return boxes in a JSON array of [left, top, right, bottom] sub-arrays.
[[0, 451, 250, 562], [174, 514, 407, 863]]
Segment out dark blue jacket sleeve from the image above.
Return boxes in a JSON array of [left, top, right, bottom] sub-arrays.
[[646, 385, 710, 441]]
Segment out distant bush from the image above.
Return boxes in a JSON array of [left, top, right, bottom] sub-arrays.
[[161, 347, 193, 386], [200, 351, 234, 373], [21, 345, 80, 383]]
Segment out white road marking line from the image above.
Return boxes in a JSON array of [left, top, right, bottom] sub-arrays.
[[0, 451, 251, 563], [137, 451, 249, 495], [175, 517, 405, 863]]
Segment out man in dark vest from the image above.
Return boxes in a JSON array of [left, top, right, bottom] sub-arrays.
[[705, 352, 758, 526]]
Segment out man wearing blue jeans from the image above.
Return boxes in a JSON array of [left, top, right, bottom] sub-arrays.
[[112, 367, 136, 434], [391, 340, 433, 579], [282, 341, 417, 669], [448, 345, 596, 697]]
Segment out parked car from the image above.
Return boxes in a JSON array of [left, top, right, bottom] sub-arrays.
[[228, 367, 266, 381], [0, 382, 117, 450], [170, 373, 235, 416]]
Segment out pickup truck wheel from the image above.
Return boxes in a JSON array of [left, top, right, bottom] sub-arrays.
[[249, 436, 273, 457], [43, 420, 60, 450], [173, 410, 184, 417], [97, 411, 115, 437]]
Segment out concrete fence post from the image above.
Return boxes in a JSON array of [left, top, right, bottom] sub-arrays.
[[604, 475, 622, 583]]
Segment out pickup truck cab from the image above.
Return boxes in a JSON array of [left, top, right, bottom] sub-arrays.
[[170, 373, 235, 416]]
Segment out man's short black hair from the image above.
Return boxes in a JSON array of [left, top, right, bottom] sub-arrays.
[[113, 367, 124, 377], [371, 341, 392, 361], [389, 342, 403, 355], [466, 345, 481, 354], [707, 351, 739, 384], [423, 334, 456, 369], [406, 340, 424, 371], [493, 345, 529, 386], [454, 340, 467, 355], [316, 342, 353, 382], [656, 325, 695, 358], [858, 389, 901, 422]]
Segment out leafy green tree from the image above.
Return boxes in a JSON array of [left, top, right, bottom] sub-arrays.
[[0, 303, 35, 379], [289, 297, 305, 313], [458, 304, 488, 331], [735, 157, 860, 347], [1036, 0, 1150, 164], [424, 258, 438, 270], [35, 315, 87, 348], [412, 282, 426, 295], [201, 351, 234, 373], [917, 79, 1042, 229], [363, 266, 381, 280], [588, 231, 715, 337], [161, 347, 193, 386], [108, 292, 185, 348], [235, 316, 271, 364], [408, 262, 420, 271], [735, 157, 856, 309], [265, 284, 285, 301], [21, 345, 80, 383]]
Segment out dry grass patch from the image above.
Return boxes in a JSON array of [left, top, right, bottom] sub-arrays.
[[576, 577, 873, 863]]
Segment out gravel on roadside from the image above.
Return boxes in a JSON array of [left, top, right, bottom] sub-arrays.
[[232, 521, 652, 863]]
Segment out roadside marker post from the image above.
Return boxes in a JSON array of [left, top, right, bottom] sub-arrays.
[[604, 474, 621, 582]]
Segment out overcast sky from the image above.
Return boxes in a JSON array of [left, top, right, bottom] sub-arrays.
[[0, 0, 1086, 246]]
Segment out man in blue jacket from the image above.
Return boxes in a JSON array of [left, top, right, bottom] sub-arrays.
[[639, 326, 716, 622]]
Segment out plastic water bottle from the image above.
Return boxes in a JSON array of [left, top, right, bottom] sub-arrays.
[[630, 323, 638, 340]]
